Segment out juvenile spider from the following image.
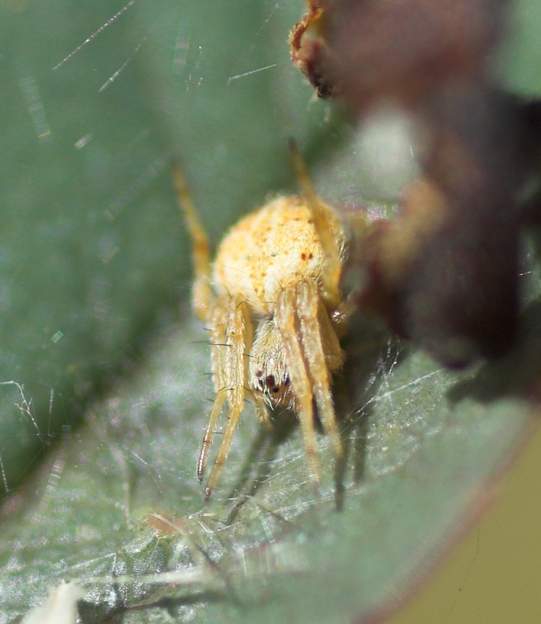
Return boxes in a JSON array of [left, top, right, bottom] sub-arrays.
[[174, 143, 363, 498]]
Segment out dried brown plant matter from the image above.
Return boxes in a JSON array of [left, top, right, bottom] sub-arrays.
[[292, 0, 541, 367]]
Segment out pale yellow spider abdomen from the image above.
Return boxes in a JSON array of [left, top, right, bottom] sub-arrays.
[[213, 195, 346, 316]]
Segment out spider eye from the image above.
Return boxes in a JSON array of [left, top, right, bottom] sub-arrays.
[[265, 374, 275, 387]]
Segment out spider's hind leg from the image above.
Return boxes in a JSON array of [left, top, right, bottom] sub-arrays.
[[173, 165, 215, 322], [289, 140, 342, 308]]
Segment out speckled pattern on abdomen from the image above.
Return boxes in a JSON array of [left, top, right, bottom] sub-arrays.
[[213, 195, 346, 316]]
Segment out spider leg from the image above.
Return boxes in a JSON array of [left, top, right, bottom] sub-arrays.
[[205, 298, 253, 498], [197, 301, 228, 480], [318, 293, 346, 372], [275, 286, 320, 483], [297, 281, 343, 459], [172, 164, 215, 322], [289, 140, 342, 308]]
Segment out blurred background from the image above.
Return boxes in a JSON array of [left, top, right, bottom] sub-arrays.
[[397, 424, 541, 623], [1, 1, 540, 622]]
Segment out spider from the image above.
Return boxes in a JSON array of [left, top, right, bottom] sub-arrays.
[[174, 143, 365, 498]]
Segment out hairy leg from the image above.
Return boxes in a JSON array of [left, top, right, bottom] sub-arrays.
[[318, 294, 345, 372], [197, 302, 228, 481], [297, 281, 343, 459], [275, 287, 320, 483], [205, 298, 253, 498], [172, 165, 215, 321]]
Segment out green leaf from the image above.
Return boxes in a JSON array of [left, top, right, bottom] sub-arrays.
[[1, 2, 539, 623], [496, 0, 541, 95], [1, 310, 537, 623]]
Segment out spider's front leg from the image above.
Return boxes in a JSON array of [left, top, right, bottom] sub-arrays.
[[197, 301, 227, 481], [203, 296, 254, 499], [173, 166, 254, 497], [276, 282, 344, 486], [297, 281, 343, 459], [275, 287, 321, 482]]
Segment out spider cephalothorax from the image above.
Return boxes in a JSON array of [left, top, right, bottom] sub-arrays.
[[174, 145, 363, 497]]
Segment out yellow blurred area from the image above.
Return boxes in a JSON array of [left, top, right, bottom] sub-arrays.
[[393, 421, 541, 623]]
